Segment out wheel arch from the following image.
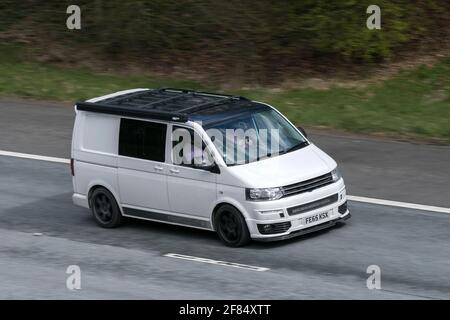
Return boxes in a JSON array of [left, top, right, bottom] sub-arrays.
[[211, 201, 249, 231], [87, 183, 123, 214]]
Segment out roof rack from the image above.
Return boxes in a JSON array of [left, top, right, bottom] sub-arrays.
[[76, 88, 248, 122], [160, 87, 248, 100]]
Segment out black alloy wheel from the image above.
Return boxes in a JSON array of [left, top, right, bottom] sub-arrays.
[[90, 187, 123, 228], [215, 205, 250, 247]]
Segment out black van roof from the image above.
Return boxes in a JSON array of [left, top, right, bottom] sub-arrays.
[[76, 88, 252, 122]]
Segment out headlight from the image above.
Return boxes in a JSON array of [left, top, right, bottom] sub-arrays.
[[246, 187, 284, 201], [331, 168, 342, 182]]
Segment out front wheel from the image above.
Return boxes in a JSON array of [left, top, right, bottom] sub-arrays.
[[90, 187, 123, 228], [215, 205, 251, 247]]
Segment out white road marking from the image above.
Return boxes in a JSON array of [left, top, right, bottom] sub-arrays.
[[347, 195, 450, 214], [0, 150, 69, 164], [1, 149, 449, 215], [164, 253, 270, 272]]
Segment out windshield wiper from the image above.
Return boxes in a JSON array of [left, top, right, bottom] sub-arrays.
[[283, 141, 309, 154], [257, 141, 309, 159]]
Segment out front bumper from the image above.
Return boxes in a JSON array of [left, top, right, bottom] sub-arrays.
[[256, 211, 351, 242], [243, 178, 349, 240]]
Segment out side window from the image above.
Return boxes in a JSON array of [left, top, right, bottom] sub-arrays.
[[119, 118, 166, 162], [172, 126, 213, 167]]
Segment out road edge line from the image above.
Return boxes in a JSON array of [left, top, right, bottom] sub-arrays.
[[0, 150, 70, 164], [347, 195, 450, 214]]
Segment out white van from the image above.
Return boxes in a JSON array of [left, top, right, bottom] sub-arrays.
[[71, 88, 350, 246]]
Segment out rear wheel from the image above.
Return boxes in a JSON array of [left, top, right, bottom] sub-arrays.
[[90, 187, 123, 228], [215, 205, 250, 247]]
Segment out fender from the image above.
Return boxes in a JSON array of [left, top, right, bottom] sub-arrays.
[[87, 180, 123, 214], [209, 196, 252, 230]]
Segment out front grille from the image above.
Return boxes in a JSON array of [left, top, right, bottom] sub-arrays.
[[287, 194, 339, 216], [281, 172, 334, 198], [257, 221, 292, 235]]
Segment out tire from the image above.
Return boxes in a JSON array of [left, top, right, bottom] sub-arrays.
[[215, 205, 251, 247], [90, 187, 123, 228]]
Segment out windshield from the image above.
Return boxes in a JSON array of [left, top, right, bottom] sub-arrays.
[[203, 108, 308, 166]]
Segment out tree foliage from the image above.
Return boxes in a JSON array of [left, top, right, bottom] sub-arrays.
[[1, 1, 448, 65]]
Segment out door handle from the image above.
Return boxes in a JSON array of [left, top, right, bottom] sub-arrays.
[[170, 168, 180, 174], [154, 165, 164, 172]]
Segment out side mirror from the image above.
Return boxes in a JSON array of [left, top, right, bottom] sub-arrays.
[[297, 126, 308, 138], [193, 160, 221, 174], [208, 163, 221, 174]]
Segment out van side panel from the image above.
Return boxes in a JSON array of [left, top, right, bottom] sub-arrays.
[[72, 111, 120, 203]]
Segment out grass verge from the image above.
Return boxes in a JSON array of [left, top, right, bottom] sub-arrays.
[[1, 45, 449, 143]]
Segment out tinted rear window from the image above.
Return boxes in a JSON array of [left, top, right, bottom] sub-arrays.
[[119, 119, 166, 162]]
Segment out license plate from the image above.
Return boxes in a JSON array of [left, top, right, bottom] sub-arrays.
[[304, 211, 329, 225]]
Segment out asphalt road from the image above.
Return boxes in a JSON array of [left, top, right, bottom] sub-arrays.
[[0, 156, 449, 299], [0, 98, 449, 299]]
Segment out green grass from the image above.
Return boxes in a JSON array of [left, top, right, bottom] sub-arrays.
[[237, 61, 450, 142], [1, 45, 449, 142], [0, 45, 205, 101]]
